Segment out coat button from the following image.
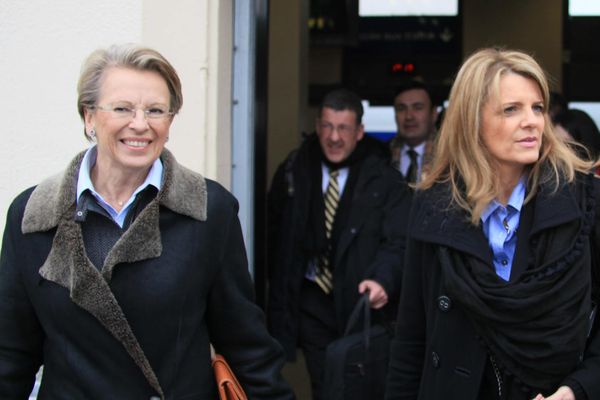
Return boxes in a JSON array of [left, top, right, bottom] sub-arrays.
[[149, 396, 161, 400], [350, 227, 357, 234], [432, 351, 440, 369], [437, 295, 452, 312]]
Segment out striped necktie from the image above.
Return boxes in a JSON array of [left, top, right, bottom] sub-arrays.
[[315, 169, 340, 294]]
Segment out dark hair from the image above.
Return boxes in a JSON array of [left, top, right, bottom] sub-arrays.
[[394, 80, 437, 109], [549, 91, 568, 123], [318, 88, 364, 124], [556, 108, 600, 159]]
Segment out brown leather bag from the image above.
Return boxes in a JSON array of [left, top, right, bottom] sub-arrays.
[[212, 354, 248, 400]]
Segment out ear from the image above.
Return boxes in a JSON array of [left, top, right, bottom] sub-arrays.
[[357, 124, 365, 141], [431, 107, 439, 123], [83, 108, 95, 132]]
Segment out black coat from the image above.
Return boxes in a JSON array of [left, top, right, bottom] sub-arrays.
[[0, 150, 294, 400], [385, 176, 600, 400], [267, 135, 412, 360]]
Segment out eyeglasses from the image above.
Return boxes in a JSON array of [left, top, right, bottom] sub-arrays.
[[318, 121, 357, 135], [92, 102, 174, 121]]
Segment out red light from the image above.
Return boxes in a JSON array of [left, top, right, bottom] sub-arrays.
[[392, 63, 403, 73], [391, 62, 416, 74]]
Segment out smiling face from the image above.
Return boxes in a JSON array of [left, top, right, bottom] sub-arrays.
[[84, 67, 172, 176], [481, 72, 545, 182], [316, 107, 364, 163]]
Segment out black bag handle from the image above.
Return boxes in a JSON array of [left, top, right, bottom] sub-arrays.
[[343, 291, 372, 351]]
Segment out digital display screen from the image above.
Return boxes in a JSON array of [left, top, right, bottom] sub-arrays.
[[569, 0, 600, 16], [359, 0, 459, 17]]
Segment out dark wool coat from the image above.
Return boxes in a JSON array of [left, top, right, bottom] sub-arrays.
[[267, 135, 412, 360], [0, 150, 294, 400], [385, 175, 600, 400]]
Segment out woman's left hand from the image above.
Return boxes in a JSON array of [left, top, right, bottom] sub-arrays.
[[358, 280, 388, 309], [531, 386, 575, 400]]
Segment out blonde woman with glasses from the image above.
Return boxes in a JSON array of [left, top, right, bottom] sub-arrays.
[[385, 48, 600, 400], [0, 44, 293, 400]]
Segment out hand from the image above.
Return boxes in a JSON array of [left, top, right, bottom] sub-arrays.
[[531, 386, 575, 400], [358, 280, 388, 309]]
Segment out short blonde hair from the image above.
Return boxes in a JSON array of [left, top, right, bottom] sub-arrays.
[[420, 48, 594, 224], [77, 43, 182, 140]]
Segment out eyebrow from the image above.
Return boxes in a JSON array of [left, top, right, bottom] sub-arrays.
[[395, 101, 426, 107], [500, 100, 543, 106]]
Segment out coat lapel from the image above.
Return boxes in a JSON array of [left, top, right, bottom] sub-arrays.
[[411, 185, 492, 263], [412, 178, 587, 268], [38, 216, 165, 399], [530, 180, 581, 236], [334, 158, 379, 263], [101, 200, 162, 282]]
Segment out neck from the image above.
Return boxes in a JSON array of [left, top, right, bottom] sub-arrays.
[[91, 159, 150, 211], [497, 167, 524, 205], [404, 137, 428, 148]]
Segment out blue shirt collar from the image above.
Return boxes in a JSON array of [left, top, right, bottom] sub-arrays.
[[76, 145, 163, 205], [481, 174, 527, 223]]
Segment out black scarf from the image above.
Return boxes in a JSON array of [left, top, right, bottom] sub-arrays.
[[438, 175, 596, 393]]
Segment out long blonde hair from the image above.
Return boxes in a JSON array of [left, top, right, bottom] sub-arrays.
[[420, 48, 594, 225]]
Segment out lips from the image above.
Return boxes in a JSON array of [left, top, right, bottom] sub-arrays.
[[517, 136, 537, 143], [516, 136, 538, 148]]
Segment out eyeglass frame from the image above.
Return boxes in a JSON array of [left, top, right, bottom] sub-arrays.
[[317, 120, 360, 136], [90, 102, 174, 121]]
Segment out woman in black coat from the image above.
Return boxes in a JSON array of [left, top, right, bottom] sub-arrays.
[[385, 48, 600, 400], [0, 44, 293, 399]]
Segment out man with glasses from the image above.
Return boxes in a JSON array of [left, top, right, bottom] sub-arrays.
[[267, 89, 411, 399]]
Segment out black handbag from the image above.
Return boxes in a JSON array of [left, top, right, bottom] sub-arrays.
[[324, 292, 392, 400]]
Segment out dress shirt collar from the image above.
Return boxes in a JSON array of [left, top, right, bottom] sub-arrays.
[[481, 174, 527, 223]]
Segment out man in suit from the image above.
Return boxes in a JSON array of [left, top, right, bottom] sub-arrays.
[[267, 88, 411, 399], [389, 81, 439, 183]]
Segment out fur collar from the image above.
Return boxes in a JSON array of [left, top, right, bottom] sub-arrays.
[[22, 148, 206, 233], [20, 148, 208, 399]]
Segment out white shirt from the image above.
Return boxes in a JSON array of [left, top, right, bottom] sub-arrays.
[[321, 164, 349, 196], [400, 142, 426, 180]]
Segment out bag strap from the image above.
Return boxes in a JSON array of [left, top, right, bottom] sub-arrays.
[[343, 291, 372, 350]]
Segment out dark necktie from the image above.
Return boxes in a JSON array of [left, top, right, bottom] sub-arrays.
[[316, 169, 339, 294], [406, 149, 419, 183]]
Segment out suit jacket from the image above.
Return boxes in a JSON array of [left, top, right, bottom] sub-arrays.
[[267, 134, 411, 360], [385, 175, 600, 400], [0, 149, 293, 400]]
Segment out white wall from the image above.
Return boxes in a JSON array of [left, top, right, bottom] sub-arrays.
[[0, 0, 233, 238]]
